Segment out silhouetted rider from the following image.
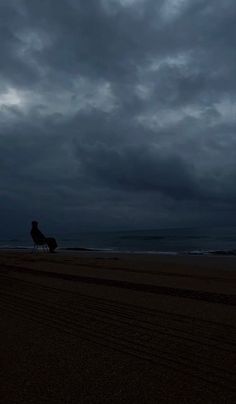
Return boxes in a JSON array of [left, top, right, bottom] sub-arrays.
[[31, 221, 57, 253]]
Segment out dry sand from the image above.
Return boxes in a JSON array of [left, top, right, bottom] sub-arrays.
[[0, 250, 236, 403]]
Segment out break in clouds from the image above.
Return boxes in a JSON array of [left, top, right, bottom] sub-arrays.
[[0, 0, 236, 235]]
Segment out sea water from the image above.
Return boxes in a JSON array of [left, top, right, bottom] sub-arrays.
[[1, 226, 236, 255]]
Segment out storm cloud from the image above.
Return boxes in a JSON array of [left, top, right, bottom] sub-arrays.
[[0, 0, 236, 235]]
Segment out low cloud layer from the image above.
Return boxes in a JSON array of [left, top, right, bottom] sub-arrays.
[[0, 0, 236, 235]]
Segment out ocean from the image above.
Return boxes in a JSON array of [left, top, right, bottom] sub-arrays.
[[1, 226, 236, 255]]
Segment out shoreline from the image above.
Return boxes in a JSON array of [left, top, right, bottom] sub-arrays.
[[1, 246, 236, 257]]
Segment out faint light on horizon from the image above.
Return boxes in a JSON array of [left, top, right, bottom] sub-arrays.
[[0, 88, 24, 108]]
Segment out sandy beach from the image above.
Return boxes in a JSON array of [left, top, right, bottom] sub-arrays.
[[0, 250, 236, 403]]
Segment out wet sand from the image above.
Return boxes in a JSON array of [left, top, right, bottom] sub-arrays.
[[0, 251, 236, 403]]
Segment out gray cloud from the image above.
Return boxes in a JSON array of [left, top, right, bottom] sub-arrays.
[[0, 0, 236, 235]]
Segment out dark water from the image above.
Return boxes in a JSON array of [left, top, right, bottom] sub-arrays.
[[1, 226, 236, 255]]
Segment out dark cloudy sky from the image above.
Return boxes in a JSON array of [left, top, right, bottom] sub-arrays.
[[1, 0, 236, 235]]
